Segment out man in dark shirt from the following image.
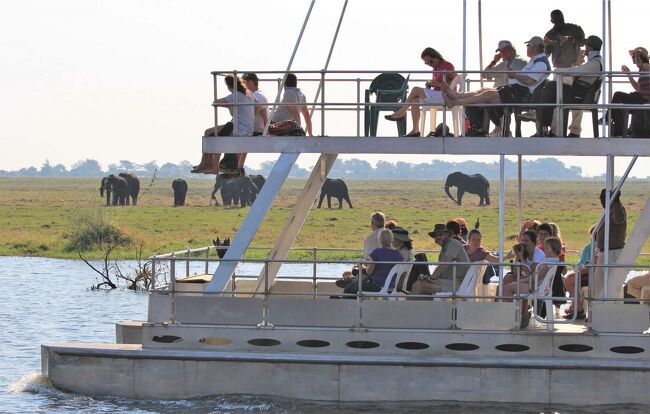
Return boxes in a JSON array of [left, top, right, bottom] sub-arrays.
[[544, 10, 586, 137], [593, 189, 627, 299]]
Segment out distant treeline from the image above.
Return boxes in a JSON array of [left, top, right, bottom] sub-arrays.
[[0, 157, 589, 179]]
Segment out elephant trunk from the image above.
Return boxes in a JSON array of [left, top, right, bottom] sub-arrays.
[[444, 186, 458, 205]]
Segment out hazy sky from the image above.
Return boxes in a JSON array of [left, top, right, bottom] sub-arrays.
[[1, 0, 648, 177]]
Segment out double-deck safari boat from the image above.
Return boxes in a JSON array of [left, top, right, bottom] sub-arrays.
[[42, 0, 650, 406]]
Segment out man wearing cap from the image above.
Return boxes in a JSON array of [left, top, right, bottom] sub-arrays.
[[537, 35, 603, 136], [609, 47, 650, 136], [465, 40, 528, 136], [441, 36, 550, 114], [410, 223, 469, 296], [544, 10, 586, 137], [242, 73, 269, 136]]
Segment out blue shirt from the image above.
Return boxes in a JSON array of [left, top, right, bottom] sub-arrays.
[[577, 242, 592, 267], [369, 247, 404, 288]]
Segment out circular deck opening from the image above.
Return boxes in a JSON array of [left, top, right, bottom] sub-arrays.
[[297, 339, 330, 348], [152, 335, 183, 344], [610, 346, 645, 354], [495, 344, 530, 352], [559, 344, 593, 353], [199, 337, 232, 345], [395, 341, 429, 350], [248, 338, 281, 347], [445, 343, 479, 351], [346, 340, 379, 349]]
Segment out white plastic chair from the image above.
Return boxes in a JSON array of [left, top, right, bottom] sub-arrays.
[[420, 74, 465, 136], [531, 264, 558, 331], [433, 261, 487, 300], [366, 263, 413, 300]]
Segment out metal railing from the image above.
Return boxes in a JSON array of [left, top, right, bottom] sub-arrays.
[[210, 68, 650, 138]]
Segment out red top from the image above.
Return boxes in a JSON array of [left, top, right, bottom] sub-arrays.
[[431, 60, 456, 90]]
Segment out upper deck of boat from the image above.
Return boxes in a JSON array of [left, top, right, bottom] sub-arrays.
[[204, 135, 650, 157]]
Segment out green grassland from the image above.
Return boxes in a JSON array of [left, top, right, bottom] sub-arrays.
[[1, 177, 649, 264]]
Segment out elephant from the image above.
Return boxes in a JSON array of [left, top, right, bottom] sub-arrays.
[[444, 172, 490, 206], [172, 179, 188, 206], [212, 237, 230, 259], [100, 174, 129, 206], [211, 175, 258, 208], [119, 172, 140, 205], [250, 175, 265, 195], [318, 178, 353, 209]]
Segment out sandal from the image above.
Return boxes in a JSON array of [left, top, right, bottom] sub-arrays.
[[384, 113, 405, 122]]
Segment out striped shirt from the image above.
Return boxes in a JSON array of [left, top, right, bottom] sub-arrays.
[[638, 74, 650, 102]]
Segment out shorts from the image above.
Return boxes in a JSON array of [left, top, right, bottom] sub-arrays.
[[423, 88, 444, 105], [497, 84, 531, 104]]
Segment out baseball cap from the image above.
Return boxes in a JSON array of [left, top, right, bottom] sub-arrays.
[[495, 40, 513, 52], [525, 36, 544, 48], [584, 35, 602, 51]]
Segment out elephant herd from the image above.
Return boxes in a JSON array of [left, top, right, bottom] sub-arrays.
[[98, 171, 488, 209]]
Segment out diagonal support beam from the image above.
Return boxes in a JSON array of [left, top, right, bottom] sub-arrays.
[[253, 153, 338, 295], [205, 153, 299, 292]]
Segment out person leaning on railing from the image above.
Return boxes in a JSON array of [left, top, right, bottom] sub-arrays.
[[609, 47, 650, 137]]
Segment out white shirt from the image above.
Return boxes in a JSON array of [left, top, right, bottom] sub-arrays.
[[273, 87, 307, 124], [225, 91, 255, 136], [363, 229, 382, 261], [510, 53, 549, 93], [252, 90, 269, 133]]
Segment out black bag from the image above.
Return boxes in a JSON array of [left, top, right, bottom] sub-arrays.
[[571, 79, 592, 102], [428, 123, 453, 137], [269, 120, 306, 136], [405, 253, 431, 292]]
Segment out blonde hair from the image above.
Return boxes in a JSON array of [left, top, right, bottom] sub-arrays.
[[378, 229, 394, 248], [544, 237, 562, 256]]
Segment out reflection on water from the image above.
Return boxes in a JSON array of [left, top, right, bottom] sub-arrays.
[[0, 256, 648, 413]]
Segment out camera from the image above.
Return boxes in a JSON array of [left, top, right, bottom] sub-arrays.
[[514, 244, 524, 253]]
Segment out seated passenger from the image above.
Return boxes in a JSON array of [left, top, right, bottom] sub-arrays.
[[441, 37, 550, 114], [464, 229, 499, 263], [410, 223, 469, 296], [336, 211, 385, 288], [343, 229, 404, 295], [384, 47, 456, 137], [192, 75, 254, 174], [518, 219, 541, 243], [272, 73, 313, 136], [610, 47, 650, 137], [563, 225, 596, 320], [454, 217, 470, 242], [503, 229, 545, 286], [446, 219, 467, 245], [467, 40, 528, 136], [537, 35, 603, 137], [391, 227, 414, 291], [536, 222, 567, 262], [503, 237, 561, 299]]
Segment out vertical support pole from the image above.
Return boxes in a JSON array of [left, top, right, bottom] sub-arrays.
[[186, 248, 190, 277], [312, 247, 318, 298], [555, 73, 564, 136], [356, 78, 361, 137], [205, 247, 210, 275], [232, 70, 238, 136], [151, 259, 156, 290], [478, 0, 484, 89], [517, 155, 523, 231], [169, 256, 176, 323], [320, 70, 326, 136], [213, 74, 219, 131], [499, 154, 505, 300], [604, 155, 613, 298]]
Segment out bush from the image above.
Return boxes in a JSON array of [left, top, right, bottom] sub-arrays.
[[65, 209, 131, 252]]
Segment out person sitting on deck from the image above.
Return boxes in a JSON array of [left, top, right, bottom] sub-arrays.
[[464, 229, 500, 263], [271, 73, 313, 136], [563, 225, 596, 320], [441, 36, 550, 118], [384, 47, 456, 137], [537, 222, 567, 262], [391, 227, 414, 291], [503, 237, 561, 299], [336, 211, 385, 288], [446, 219, 467, 245], [192, 75, 254, 175], [519, 219, 541, 243], [503, 229, 546, 287], [410, 223, 469, 296], [453, 217, 470, 242], [467, 40, 528, 136], [342, 229, 404, 296], [592, 189, 627, 299], [609, 47, 650, 137], [537, 35, 603, 137], [624, 272, 650, 302]]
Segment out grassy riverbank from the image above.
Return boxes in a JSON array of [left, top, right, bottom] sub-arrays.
[[1, 177, 649, 263]]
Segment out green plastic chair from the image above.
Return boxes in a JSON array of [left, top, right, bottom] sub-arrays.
[[364, 73, 409, 136]]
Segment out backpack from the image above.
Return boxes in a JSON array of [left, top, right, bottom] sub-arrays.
[[269, 120, 306, 136]]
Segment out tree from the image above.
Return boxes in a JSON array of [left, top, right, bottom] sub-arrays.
[[69, 159, 104, 176]]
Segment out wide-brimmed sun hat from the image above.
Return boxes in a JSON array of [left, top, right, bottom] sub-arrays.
[[427, 223, 450, 238], [391, 227, 412, 243]]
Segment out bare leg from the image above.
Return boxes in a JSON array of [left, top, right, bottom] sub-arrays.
[[237, 153, 247, 169], [391, 87, 427, 118], [448, 89, 501, 107]]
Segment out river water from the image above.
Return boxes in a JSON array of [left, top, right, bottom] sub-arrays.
[[1, 256, 648, 413]]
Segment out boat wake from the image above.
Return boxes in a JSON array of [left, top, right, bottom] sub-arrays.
[[8, 372, 51, 393]]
